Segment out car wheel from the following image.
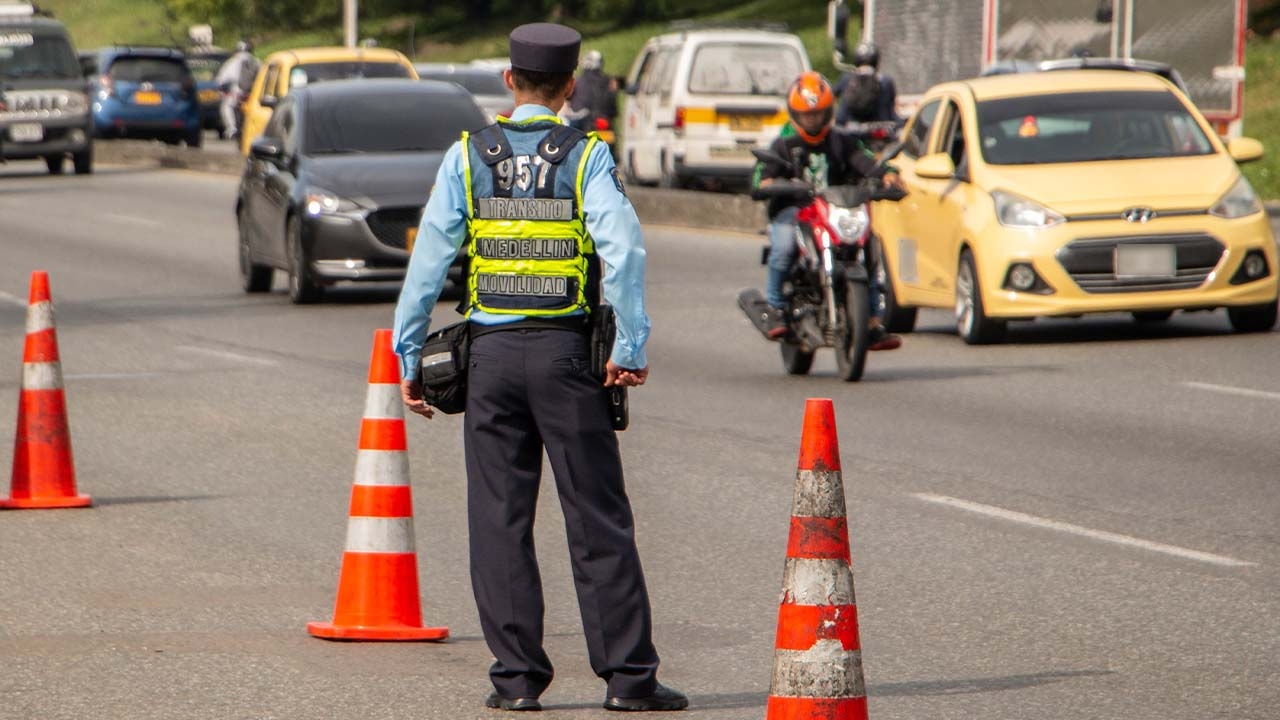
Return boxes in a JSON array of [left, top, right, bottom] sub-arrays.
[[780, 342, 814, 375], [44, 155, 65, 175], [186, 129, 203, 149], [286, 216, 322, 305], [163, 134, 181, 146], [1227, 301, 1278, 333], [73, 148, 93, 175], [874, 236, 917, 333], [956, 249, 1006, 345], [238, 209, 273, 293], [1132, 310, 1174, 323]]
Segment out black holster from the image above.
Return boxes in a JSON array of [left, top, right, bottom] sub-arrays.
[[590, 305, 629, 431]]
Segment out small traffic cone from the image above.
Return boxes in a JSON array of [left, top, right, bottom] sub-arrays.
[[2, 271, 90, 510], [766, 398, 866, 719], [307, 329, 448, 641]]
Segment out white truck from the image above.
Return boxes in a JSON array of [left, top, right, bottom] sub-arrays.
[[840, 0, 1248, 137]]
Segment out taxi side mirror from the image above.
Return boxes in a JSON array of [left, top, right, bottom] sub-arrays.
[[1227, 137, 1264, 164], [915, 152, 956, 180]]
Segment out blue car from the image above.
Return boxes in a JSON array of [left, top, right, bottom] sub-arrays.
[[81, 47, 202, 147]]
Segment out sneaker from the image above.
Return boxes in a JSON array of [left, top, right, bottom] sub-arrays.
[[868, 325, 902, 351], [764, 306, 789, 339]]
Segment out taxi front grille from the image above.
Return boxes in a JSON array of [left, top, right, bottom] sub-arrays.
[[1056, 234, 1224, 294], [365, 207, 422, 250]]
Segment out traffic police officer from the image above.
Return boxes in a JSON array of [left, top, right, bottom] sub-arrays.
[[393, 22, 687, 713]]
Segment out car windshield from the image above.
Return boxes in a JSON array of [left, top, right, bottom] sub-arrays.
[[305, 91, 486, 154], [687, 42, 802, 96], [186, 54, 229, 82], [0, 32, 80, 79], [293, 61, 411, 86], [977, 90, 1215, 165], [109, 57, 188, 84], [421, 71, 509, 96]]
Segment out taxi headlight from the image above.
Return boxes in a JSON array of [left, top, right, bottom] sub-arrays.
[[991, 189, 1064, 229], [828, 205, 869, 243], [304, 187, 357, 216], [1209, 176, 1261, 219]]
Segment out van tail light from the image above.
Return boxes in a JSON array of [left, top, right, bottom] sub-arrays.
[[594, 116, 610, 131], [673, 106, 686, 135]]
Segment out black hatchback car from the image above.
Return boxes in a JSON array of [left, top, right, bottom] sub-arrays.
[[235, 79, 487, 303]]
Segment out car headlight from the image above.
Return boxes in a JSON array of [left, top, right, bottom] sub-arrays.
[[1209, 176, 1261, 219], [991, 189, 1064, 229], [63, 92, 88, 114], [304, 187, 357, 216], [827, 205, 870, 243]]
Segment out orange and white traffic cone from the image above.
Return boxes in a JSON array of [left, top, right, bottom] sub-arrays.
[[307, 328, 448, 641], [766, 398, 866, 720], [2, 271, 90, 510]]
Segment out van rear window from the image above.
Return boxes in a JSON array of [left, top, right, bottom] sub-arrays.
[[687, 43, 803, 96], [109, 57, 188, 84]]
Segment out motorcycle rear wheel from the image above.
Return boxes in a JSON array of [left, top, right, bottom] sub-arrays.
[[835, 280, 871, 382], [780, 342, 814, 375]]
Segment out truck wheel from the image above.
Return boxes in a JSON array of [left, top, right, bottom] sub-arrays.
[[73, 148, 93, 175], [44, 155, 65, 175]]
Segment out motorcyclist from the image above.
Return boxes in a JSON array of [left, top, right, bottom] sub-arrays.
[[564, 49, 616, 132], [215, 40, 260, 140], [834, 42, 899, 126], [753, 70, 903, 350]]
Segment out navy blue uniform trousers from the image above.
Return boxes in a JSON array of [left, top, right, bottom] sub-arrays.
[[464, 327, 660, 700]]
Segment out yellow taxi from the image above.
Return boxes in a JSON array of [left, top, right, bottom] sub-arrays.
[[238, 46, 418, 155], [873, 70, 1278, 343]]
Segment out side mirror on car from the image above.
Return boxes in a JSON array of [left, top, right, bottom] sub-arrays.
[[1226, 137, 1264, 164], [915, 152, 956, 180], [250, 138, 283, 162]]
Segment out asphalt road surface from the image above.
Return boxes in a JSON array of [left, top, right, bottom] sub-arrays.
[[1, 161, 1278, 720]]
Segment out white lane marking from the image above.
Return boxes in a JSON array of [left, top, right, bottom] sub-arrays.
[[176, 345, 278, 367], [911, 493, 1256, 568], [1183, 381, 1280, 403], [104, 212, 162, 228], [0, 290, 27, 308]]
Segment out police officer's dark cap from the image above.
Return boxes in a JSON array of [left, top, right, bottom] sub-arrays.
[[509, 23, 581, 74]]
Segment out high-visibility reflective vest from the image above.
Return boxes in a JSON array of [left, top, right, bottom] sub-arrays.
[[462, 116, 599, 318]]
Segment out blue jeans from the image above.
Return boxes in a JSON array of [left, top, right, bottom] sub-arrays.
[[765, 205, 885, 318]]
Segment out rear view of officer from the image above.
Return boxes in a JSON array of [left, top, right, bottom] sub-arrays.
[[393, 22, 686, 714]]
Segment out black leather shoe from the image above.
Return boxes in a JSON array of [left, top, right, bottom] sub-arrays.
[[485, 691, 542, 711], [603, 683, 688, 711]]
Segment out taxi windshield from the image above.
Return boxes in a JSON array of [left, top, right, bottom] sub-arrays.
[[977, 90, 1215, 165], [293, 61, 412, 86]]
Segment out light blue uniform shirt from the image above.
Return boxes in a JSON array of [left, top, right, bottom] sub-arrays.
[[393, 104, 651, 381]]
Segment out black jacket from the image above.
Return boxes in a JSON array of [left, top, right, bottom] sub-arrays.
[[753, 127, 882, 220]]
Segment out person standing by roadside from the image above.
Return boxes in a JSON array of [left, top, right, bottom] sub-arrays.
[[393, 22, 687, 714]]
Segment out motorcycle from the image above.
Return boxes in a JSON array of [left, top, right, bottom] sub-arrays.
[[737, 143, 906, 382]]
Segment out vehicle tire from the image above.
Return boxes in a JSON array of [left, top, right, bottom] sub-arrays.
[[1132, 310, 1173, 323], [1227, 301, 1278, 333], [956, 249, 1006, 345], [186, 129, 203, 149], [835, 280, 871, 382], [238, 208, 273, 293], [44, 155, 64, 175], [624, 150, 639, 185], [658, 152, 678, 189], [874, 236, 917, 333], [780, 342, 814, 376], [72, 147, 93, 175], [286, 216, 322, 304], [163, 134, 181, 146]]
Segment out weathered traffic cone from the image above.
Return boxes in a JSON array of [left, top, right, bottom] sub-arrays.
[[2, 271, 91, 510], [307, 329, 449, 641], [766, 398, 866, 719]]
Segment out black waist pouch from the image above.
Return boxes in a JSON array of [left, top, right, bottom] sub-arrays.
[[417, 321, 470, 415]]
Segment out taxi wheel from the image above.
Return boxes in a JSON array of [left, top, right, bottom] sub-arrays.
[[286, 216, 323, 305], [875, 237, 917, 333], [238, 210, 272, 293], [1227, 301, 1278, 333], [956, 250, 1006, 345], [780, 342, 814, 375], [1132, 310, 1173, 323]]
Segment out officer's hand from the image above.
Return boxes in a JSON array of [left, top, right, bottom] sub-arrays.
[[605, 360, 648, 388], [400, 378, 435, 419]]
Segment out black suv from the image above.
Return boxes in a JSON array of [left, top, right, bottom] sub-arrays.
[[0, 6, 93, 174]]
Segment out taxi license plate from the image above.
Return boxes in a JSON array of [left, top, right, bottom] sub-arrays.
[[9, 123, 43, 142], [1116, 244, 1176, 278], [726, 114, 763, 132], [405, 227, 418, 253], [134, 91, 162, 105]]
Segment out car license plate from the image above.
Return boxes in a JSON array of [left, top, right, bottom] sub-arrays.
[[405, 227, 418, 253], [198, 89, 220, 104], [9, 123, 42, 142], [726, 114, 763, 132], [134, 91, 162, 105], [1116, 244, 1176, 278]]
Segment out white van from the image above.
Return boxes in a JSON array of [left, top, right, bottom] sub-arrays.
[[620, 26, 809, 188]]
